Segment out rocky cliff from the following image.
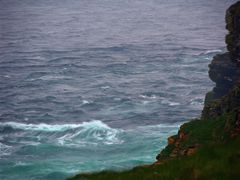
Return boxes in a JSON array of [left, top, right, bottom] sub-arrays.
[[201, 0, 240, 120], [204, 1, 240, 104], [156, 1, 240, 164], [226, 1, 240, 63]]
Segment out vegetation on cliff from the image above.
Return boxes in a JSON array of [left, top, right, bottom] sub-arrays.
[[68, 135, 240, 179]]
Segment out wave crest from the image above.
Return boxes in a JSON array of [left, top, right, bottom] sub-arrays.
[[0, 121, 123, 146], [0, 120, 114, 132]]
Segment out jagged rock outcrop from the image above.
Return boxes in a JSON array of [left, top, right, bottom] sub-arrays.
[[204, 1, 240, 105], [204, 53, 240, 104], [225, 1, 240, 63], [202, 82, 240, 119], [156, 129, 199, 162]]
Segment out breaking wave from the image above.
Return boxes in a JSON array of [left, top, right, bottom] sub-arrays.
[[0, 120, 111, 132], [200, 49, 223, 55], [0, 121, 123, 146]]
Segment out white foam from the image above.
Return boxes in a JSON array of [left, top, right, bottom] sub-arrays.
[[140, 95, 157, 99], [203, 49, 222, 55], [0, 142, 12, 157], [101, 86, 110, 89], [0, 121, 124, 146], [0, 120, 111, 132], [142, 122, 182, 129], [3, 75, 11, 78], [0, 122, 80, 132], [56, 120, 123, 145], [14, 161, 30, 167], [82, 100, 90, 104], [161, 99, 180, 106], [169, 102, 180, 106], [113, 97, 121, 101], [40, 75, 66, 81]]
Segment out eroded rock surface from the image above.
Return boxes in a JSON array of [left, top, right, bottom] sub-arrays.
[[204, 1, 240, 105], [225, 1, 240, 62]]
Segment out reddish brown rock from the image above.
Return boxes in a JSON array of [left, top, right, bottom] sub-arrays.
[[167, 136, 175, 145], [179, 131, 187, 140]]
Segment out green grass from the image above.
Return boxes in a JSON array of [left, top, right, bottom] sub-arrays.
[[67, 112, 240, 180], [68, 136, 240, 180]]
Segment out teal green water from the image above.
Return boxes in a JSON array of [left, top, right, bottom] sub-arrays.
[[0, 0, 236, 179], [0, 121, 180, 179]]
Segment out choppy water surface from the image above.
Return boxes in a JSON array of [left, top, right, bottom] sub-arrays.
[[0, 0, 236, 179]]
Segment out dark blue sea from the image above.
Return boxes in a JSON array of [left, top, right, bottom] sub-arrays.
[[0, 0, 236, 179]]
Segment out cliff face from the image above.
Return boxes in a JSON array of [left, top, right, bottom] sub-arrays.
[[226, 1, 240, 63], [204, 53, 240, 104], [202, 82, 240, 120], [203, 1, 240, 118], [156, 1, 240, 163], [204, 1, 240, 105]]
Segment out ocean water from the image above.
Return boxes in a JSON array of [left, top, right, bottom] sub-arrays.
[[0, 0, 236, 179]]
